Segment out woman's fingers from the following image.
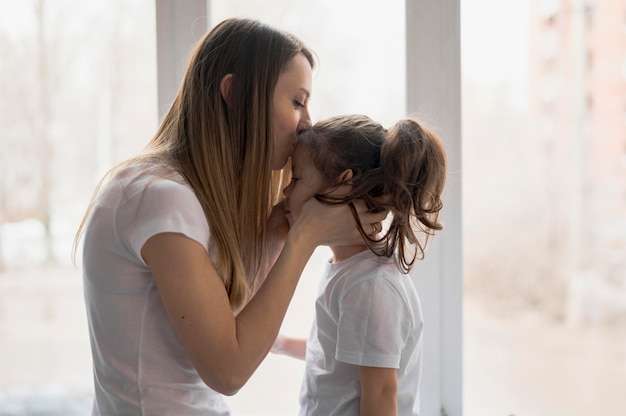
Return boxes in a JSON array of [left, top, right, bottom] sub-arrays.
[[294, 197, 389, 247]]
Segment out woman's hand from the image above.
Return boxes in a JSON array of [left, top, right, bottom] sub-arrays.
[[292, 197, 388, 248]]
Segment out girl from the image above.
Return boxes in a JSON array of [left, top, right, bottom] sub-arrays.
[[74, 19, 386, 415], [274, 114, 447, 416]]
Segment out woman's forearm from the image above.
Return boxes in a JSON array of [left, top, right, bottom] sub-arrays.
[[230, 231, 316, 384]]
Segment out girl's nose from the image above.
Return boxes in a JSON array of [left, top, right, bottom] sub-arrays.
[[283, 182, 293, 197]]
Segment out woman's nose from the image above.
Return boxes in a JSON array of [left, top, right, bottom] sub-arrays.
[[297, 114, 312, 134]]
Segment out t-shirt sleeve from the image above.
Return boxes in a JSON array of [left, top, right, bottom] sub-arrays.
[[122, 179, 210, 263], [335, 276, 412, 369]]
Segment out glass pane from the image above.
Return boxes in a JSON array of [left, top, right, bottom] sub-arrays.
[[0, 0, 157, 413], [463, 0, 626, 415]]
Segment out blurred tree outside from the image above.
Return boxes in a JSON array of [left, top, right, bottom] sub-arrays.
[[0, 0, 157, 269], [1, 0, 88, 266]]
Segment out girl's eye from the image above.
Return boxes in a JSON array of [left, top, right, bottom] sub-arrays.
[[291, 177, 299, 182], [294, 100, 305, 108]]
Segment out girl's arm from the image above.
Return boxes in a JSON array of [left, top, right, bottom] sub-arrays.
[[142, 198, 386, 396], [358, 366, 398, 416], [271, 335, 307, 360]]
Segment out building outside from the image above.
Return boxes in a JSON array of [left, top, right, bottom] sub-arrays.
[[530, 0, 626, 325]]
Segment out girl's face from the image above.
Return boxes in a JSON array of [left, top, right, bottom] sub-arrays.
[[282, 144, 324, 226], [271, 53, 313, 170]]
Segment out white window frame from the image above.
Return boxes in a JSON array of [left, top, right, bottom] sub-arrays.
[[406, 1, 463, 415], [155, 0, 208, 120], [154, 1, 463, 414]]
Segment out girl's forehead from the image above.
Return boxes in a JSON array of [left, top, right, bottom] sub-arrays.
[[292, 144, 308, 162], [292, 145, 317, 173]]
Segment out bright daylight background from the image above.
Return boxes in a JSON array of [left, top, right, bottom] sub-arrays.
[[1, 0, 625, 415]]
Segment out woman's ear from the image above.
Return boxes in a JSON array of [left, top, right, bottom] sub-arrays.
[[220, 74, 234, 105]]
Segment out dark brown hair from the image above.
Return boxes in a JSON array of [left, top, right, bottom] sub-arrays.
[[297, 114, 446, 272]]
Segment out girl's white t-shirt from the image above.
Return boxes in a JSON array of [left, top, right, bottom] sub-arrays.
[[82, 163, 230, 415], [299, 249, 424, 416]]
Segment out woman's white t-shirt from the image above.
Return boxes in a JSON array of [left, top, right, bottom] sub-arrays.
[[82, 163, 230, 415]]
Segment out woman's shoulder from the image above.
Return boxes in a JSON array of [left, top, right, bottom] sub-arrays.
[[106, 161, 209, 249], [114, 160, 184, 186], [93, 160, 195, 212], [102, 160, 184, 193]]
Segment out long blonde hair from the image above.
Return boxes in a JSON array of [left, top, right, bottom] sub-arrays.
[[75, 18, 315, 310]]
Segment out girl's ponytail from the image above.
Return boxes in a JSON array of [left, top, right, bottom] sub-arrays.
[[380, 118, 447, 271], [297, 114, 446, 273]]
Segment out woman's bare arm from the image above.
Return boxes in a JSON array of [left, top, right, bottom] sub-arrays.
[[143, 229, 314, 395], [142, 198, 387, 395]]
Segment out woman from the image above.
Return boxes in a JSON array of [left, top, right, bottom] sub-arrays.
[[75, 18, 386, 415]]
